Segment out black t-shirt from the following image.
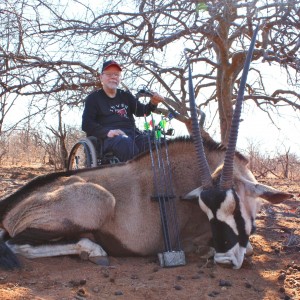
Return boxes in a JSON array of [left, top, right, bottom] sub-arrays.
[[82, 89, 156, 139]]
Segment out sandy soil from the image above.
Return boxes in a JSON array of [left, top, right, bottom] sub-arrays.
[[0, 166, 299, 300]]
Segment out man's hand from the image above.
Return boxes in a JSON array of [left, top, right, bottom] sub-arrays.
[[150, 92, 164, 105], [107, 129, 127, 138]]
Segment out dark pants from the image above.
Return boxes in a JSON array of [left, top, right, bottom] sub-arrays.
[[103, 130, 152, 162]]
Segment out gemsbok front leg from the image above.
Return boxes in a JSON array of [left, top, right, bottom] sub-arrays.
[[7, 238, 109, 265]]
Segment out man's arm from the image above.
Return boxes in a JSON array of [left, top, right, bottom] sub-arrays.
[[81, 95, 109, 139], [150, 92, 164, 105]]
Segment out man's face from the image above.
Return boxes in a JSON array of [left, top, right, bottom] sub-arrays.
[[100, 66, 122, 90]]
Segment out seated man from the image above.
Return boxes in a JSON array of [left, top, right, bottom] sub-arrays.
[[82, 60, 164, 162]]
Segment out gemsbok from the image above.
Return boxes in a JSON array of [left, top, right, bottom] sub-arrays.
[[0, 24, 293, 270]]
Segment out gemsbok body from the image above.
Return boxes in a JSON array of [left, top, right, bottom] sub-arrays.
[[0, 135, 292, 269]]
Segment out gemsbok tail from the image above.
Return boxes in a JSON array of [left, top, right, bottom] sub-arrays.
[[0, 240, 21, 269]]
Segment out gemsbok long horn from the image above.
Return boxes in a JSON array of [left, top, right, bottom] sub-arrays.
[[185, 51, 213, 189], [220, 23, 260, 189], [186, 23, 260, 190]]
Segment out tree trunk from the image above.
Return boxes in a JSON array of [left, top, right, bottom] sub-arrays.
[[216, 66, 234, 145]]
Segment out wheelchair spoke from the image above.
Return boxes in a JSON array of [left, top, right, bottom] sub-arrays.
[[68, 142, 92, 170]]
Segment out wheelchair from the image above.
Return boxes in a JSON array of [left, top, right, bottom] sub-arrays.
[[67, 136, 120, 170]]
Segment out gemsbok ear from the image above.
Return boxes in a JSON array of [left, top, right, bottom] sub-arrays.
[[182, 187, 202, 201], [243, 181, 293, 204]]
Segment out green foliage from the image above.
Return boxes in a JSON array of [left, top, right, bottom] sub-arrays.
[[196, 2, 208, 12]]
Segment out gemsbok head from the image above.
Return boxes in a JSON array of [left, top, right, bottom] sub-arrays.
[[184, 24, 293, 268]]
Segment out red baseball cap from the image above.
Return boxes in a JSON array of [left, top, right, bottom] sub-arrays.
[[102, 60, 122, 72]]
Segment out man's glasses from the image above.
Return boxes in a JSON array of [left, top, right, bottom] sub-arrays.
[[102, 72, 121, 78]]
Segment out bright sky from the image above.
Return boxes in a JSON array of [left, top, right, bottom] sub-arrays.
[[236, 103, 299, 156], [236, 65, 300, 156]]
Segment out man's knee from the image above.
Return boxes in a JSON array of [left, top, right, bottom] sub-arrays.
[[112, 136, 138, 162]]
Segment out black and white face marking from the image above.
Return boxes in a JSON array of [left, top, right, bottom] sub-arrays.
[[199, 188, 255, 268]]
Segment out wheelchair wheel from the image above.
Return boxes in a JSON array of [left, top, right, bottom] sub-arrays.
[[67, 137, 97, 170]]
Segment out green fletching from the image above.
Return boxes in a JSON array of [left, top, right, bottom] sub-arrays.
[[144, 122, 150, 130], [155, 130, 161, 140]]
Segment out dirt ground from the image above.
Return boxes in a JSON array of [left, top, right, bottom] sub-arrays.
[[0, 166, 299, 300]]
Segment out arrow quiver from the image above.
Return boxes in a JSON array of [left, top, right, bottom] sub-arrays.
[[144, 114, 185, 267]]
